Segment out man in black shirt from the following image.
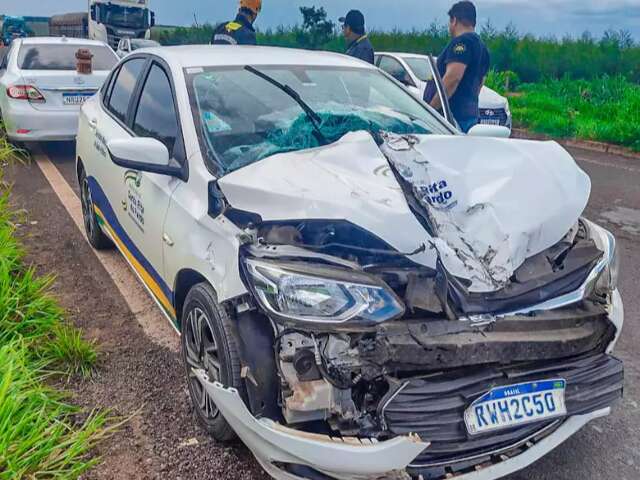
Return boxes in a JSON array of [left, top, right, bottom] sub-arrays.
[[340, 10, 375, 65], [211, 0, 261, 46], [425, 1, 490, 132]]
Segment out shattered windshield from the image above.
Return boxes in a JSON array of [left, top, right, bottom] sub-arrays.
[[186, 66, 452, 175]]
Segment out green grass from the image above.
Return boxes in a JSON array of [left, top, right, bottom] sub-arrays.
[[0, 127, 112, 478], [497, 76, 640, 151], [0, 343, 109, 479]]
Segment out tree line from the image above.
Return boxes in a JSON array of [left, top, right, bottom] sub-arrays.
[[153, 6, 640, 83]]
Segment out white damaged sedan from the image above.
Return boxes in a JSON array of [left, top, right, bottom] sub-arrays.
[[75, 46, 623, 480]]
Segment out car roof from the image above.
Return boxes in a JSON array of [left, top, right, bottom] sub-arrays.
[[376, 52, 429, 60], [19, 36, 110, 47], [142, 45, 378, 70]]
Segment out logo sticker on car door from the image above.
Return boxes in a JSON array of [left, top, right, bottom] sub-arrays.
[[124, 170, 145, 232]]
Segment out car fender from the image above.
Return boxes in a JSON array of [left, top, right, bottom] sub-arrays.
[[164, 168, 248, 318]]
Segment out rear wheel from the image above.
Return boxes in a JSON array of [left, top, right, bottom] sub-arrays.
[[181, 283, 242, 442], [79, 168, 112, 250]]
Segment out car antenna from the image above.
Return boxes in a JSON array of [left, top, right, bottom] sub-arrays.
[[244, 65, 329, 146]]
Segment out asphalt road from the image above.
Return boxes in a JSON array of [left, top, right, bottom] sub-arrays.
[[6, 141, 640, 480]]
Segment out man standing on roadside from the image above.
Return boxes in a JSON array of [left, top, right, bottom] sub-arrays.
[[340, 10, 375, 65], [211, 0, 262, 45], [425, 1, 490, 132]]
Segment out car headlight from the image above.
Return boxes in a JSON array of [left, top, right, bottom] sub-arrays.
[[504, 101, 511, 117], [586, 221, 619, 294], [243, 258, 405, 326]]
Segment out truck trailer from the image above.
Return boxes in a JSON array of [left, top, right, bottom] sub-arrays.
[[49, 0, 155, 49]]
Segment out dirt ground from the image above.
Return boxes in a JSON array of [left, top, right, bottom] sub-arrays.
[[7, 154, 268, 480]]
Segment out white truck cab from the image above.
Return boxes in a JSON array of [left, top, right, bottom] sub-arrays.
[[89, 0, 155, 50]]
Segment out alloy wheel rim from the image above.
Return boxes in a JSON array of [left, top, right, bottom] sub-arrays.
[[185, 307, 221, 420], [81, 178, 95, 237]]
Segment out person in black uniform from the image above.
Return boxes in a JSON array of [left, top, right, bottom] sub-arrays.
[[211, 0, 262, 45], [424, 1, 490, 132], [340, 10, 375, 65]]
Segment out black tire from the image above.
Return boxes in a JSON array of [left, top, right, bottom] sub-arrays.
[[79, 167, 112, 250], [181, 282, 242, 442]]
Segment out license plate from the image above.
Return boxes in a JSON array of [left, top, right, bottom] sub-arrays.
[[63, 93, 92, 105], [480, 118, 501, 125], [464, 380, 567, 436]]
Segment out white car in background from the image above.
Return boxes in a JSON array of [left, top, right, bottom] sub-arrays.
[[375, 52, 512, 131], [76, 46, 622, 480], [116, 38, 161, 58], [0, 37, 118, 143]]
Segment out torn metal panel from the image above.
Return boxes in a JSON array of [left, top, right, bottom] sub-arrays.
[[364, 306, 615, 371], [220, 130, 591, 294], [380, 132, 591, 293], [218, 131, 438, 269]]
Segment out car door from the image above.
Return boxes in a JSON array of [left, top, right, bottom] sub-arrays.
[[89, 55, 182, 316], [126, 59, 186, 313], [423, 55, 456, 128]]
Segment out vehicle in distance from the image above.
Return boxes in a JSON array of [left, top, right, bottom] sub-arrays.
[[76, 46, 623, 480], [375, 52, 512, 131], [0, 37, 118, 142], [1, 16, 30, 47], [49, 0, 156, 50], [116, 38, 160, 58]]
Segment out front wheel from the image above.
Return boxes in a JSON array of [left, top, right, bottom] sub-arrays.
[[181, 283, 242, 442]]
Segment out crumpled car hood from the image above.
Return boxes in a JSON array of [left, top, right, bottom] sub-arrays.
[[218, 131, 591, 292]]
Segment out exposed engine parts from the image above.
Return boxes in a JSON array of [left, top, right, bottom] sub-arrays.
[[277, 332, 362, 429]]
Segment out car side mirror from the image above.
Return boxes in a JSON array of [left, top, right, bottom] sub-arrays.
[[467, 124, 511, 138], [107, 137, 184, 178]]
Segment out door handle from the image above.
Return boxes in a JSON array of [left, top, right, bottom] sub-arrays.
[[162, 233, 174, 247], [88, 118, 98, 131]]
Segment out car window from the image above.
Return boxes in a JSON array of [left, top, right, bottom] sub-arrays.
[[378, 56, 411, 85], [0, 50, 8, 72], [131, 39, 160, 50], [17, 44, 117, 71], [133, 63, 179, 154], [107, 58, 146, 124], [404, 57, 434, 83]]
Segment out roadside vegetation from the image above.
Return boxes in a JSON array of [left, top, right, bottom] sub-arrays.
[[487, 74, 640, 151], [153, 7, 640, 150], [0, 129, 111, 478]]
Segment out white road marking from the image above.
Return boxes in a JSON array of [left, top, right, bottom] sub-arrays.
[[34, 150, 180, 352]]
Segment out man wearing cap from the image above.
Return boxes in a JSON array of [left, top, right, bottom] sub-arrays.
[[425, 1, 490, 132], [340, 10, 375, 65], [211, 0, 262, 45]]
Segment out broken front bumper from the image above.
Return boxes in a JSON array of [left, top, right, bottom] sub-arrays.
[[194, 370, 429, 479], [197, 355, 622, 480]]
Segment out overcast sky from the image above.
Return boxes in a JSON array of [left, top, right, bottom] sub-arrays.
[[3, 0, 640, 38]]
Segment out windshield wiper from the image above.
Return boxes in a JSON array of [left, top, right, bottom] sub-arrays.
[[244, 65, 329, 146]]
